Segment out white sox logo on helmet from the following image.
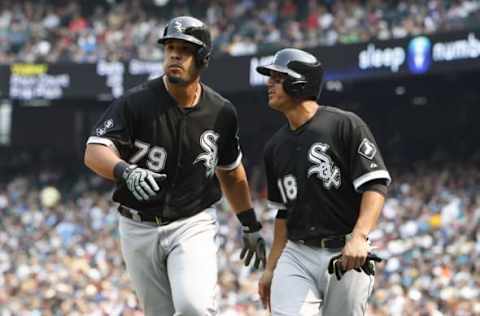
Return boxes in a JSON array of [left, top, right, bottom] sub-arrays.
[[194, 130, 219, 178], [173, 20, 185, 32], [307, 142, 341, 189]]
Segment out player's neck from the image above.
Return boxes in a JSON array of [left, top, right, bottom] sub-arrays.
[[164, 76, 201, 108], [285, 101, 319, 130]]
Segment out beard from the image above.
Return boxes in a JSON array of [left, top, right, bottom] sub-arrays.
[[166, 74, 188, 85]]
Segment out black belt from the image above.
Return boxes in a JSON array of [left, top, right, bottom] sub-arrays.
[[295, 235, 348, 249], [118, 206, 171, 225]]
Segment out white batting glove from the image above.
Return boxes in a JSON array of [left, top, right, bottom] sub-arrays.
[[240, 227, 267, 270], [122, 165, 166, 201]]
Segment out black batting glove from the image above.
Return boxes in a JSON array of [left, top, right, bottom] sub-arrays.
[[327, 254, 344, 280], [240, 225, 267, 270], [328, 252, 382, 280], [359, 252, 382, 276], [118, 164, 166, 201]]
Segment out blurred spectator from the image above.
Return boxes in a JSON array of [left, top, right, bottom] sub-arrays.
[[0, 0, 479, 63], [1, 160, 479, 315]]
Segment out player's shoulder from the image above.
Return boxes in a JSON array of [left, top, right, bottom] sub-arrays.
[[201, 83, 235, 111], [108, 77, 161, 113], [126, 77, 164, 103], [320, 105, 367, 128]]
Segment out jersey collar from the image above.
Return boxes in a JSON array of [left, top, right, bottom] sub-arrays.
[[158, 75, 205, 113], [288, 105, 322, 135]]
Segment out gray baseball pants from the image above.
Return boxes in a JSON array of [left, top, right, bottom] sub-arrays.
[[271, 241, 375, 316], [118, 207, 218, 316]]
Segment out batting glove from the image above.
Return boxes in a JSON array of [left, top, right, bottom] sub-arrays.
[[240, 226, 267, 270], [121, 165, 166, 201], [328, 252, 382, 281]]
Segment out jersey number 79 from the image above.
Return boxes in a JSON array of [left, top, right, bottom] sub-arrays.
[[129, 140, 167, 172]]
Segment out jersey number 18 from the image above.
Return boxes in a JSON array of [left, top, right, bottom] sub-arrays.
[[277, 174, 297, 203]]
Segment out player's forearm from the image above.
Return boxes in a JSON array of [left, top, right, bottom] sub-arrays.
[[352, 191, 385, 238], [84, 144, 123, 180], [266, 218, 287, 272], [216, 164, 253, 213]]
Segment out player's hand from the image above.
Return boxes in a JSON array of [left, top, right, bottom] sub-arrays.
[[122, 165, 167, 201], [327, 254, 344, 280], [339, 233, 369, 271], [240, 227, 266, 270], [258, 269, 274, 311], [328, 252, 382, 281], [358, 252, 382, 276]]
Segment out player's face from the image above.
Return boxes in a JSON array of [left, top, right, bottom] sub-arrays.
[[267, 71, 292, 111], [164, 39, 199, 85]]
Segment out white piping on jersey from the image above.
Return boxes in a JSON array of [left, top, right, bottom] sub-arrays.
[[267, 200, 287, 210], [86, 136, 120, 156], [353, 170, 391, 192], [216, 152, 243, 171]]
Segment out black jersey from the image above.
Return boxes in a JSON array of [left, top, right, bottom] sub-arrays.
[[264, 106, 391, 241], [87, 76, 242, 220]]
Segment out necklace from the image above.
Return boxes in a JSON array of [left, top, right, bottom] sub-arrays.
[[164, 76, 200, 108], [191, 84, 200, 106]]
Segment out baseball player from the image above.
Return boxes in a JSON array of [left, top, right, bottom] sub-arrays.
[[84, 16, 266, 316], [255, 48, 391, 316]]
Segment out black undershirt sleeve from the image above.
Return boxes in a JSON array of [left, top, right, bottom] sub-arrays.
[[358, 179, 388, 196]]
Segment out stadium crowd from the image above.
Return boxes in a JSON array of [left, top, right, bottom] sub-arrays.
[[0, 0, 479, 63], [0, 161, 479, 315]]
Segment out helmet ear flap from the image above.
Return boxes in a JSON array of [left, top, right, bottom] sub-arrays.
[[185, 25, 211, 67], [283, 78, 307, 98], [286, 60, 324, 100], [196, 46, 210, 68]]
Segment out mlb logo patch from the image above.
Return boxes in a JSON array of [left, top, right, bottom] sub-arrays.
[[358, 138, 376, 160], [104, 119, 113, 129], [96, 119, 114, 136], [96, 128, 106, 136]]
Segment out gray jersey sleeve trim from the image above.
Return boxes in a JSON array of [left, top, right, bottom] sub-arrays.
[[86, 136, 120, 156], [216, 152, 243, 170], [267, 200, 287, 210], [353, 170, 391, 192]]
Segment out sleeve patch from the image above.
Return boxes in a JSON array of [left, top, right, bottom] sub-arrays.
[[96, 119, 114, 136], [358, 138, 376, 160]]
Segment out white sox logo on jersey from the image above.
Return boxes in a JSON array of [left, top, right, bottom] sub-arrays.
[[307, 142, 341, 189], [194, 130, 219, 178]]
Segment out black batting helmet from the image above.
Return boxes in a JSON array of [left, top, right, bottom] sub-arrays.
[[256, 48, 324, 100], [158, 16, 212, 68]]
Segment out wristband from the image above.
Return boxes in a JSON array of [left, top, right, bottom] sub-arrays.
[[276, 209, 288, 219], [113, 161, 130, 180], [236, 208, 262, 231]]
